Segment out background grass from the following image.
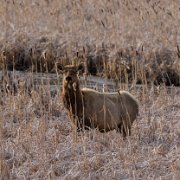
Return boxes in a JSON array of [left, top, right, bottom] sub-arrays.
[[0, 0, 179, 85]]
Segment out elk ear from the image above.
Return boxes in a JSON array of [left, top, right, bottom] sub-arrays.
[[55, 62, 64, 74]]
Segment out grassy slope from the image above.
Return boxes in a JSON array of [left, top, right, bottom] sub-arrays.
[[0, 0, 179, 48]]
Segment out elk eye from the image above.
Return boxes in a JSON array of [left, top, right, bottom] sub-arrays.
[[66, 76, 72, 81]]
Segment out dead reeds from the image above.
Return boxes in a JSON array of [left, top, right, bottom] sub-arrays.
[[0, 0, 179, 85]]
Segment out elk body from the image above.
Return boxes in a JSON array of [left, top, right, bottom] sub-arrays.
[[61, 64, 139, 137]]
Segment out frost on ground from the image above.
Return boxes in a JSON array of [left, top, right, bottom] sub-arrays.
[[0, 81, 179, 179]]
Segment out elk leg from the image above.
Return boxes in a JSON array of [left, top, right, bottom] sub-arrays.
[[122, 127, 127, 138], [117, 123, 122, 133]]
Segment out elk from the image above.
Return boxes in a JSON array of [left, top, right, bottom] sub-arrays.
[[61, 64, 139, 137]]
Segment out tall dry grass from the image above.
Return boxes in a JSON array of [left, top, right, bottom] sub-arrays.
[[0, 0, 180, 179], [0, 72, 179, 179], [0, 0, 179, 85], [0, 0, 179, 47]]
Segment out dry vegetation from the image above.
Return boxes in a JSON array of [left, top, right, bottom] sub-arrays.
[[0, 0, 179, 85], [0, 72, 180, 179], [0, 0, 180, 179]]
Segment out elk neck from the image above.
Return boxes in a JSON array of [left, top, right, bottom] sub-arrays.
[[62, 81, 84, 117]]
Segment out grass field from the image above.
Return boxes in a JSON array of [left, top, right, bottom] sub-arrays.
[[0, 0, 180, 179], [0, 72, 179, 179], [0, 0, 179, 85]]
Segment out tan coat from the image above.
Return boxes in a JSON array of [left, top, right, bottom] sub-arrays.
[[81, 88, 139, 135]]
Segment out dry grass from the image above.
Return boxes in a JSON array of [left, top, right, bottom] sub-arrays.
[[0, 72, 180, 179], [0, 0, 179, 85], [0, 0, 180, 179]]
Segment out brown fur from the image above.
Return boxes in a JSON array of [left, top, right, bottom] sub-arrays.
[[62, 64, 139, 137]]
